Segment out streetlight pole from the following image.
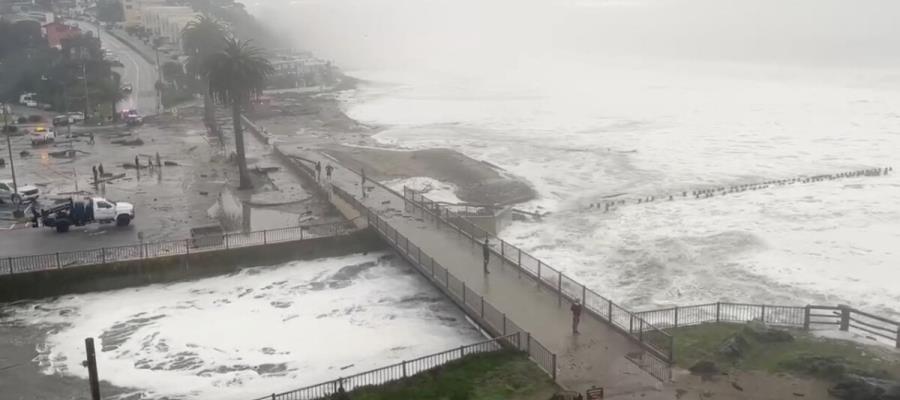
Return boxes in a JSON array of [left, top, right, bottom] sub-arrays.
[[63, 84, 72, 138], [2, 104, 22, 217], [155, 46, 162, 114], [82, 62, 90, 119]]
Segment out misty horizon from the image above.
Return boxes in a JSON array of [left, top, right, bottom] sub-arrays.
[[251, 0, 900, 73]]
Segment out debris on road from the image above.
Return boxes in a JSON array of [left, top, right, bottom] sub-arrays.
[[111, 138, 144, 146]]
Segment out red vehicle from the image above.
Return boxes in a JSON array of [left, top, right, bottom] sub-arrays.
[[120, 109, 143, 126]]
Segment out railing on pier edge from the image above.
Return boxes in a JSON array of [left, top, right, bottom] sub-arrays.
[[634, 302, 900, 349], [330, 184, 559, 380], [253, 334, 525, 400], [401, 187, 675, 367], [314, 159, 669, 380], [3, 221, 355, 275]]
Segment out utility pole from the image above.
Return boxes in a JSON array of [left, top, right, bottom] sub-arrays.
[[82, 62, 90, 119], [155, 46, 162, 114], [63, 84, 72, 138], [3, 104, 22, 217]]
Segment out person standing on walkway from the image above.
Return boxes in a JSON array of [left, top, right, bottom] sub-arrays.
[[325, 164, 334, 180], [88, 132, 95, 145], [315, 161, 322, 182], [98, 163, 104, 177], [92, 165, 98, 185], [361, 168, 367, 198], [571, 299, 583, 334], [482, 238, 490, 274]]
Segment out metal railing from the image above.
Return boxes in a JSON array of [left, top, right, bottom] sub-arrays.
[[4, 221, 355, 275], [635, 302, 900, 348], [365, 208, 558, 379], [254, 333, 522, 400], [402, 187, 674, 366]]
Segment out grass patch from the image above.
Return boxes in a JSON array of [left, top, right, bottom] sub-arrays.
[[672, 323, 900, 381], [342, 350, 557, 400]]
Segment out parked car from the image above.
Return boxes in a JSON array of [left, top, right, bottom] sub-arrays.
[[122, 109, 143, 126], [30, 126, 55, 145], [53, 115, 72, 126], [0, 179, 39, 204], [67, 112, 85, 122]]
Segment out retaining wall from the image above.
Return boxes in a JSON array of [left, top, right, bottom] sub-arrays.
[[0, 229, 384, 302]]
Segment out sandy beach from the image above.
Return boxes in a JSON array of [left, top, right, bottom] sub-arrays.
[[248, 89, 536, 206]]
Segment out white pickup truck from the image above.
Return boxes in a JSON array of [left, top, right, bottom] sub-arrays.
[[37, 197, 135, 233]]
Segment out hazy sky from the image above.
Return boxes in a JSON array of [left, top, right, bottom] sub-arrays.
[[250, 0, 900, 71]]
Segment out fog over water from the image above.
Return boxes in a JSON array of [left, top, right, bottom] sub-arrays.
[[253, 0, 900, 317], [7, 2, 898, 398]]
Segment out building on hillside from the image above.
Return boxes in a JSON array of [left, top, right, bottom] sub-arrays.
[[162, 14, 197, 49], [267, 53, 340, 89], [43, 20, 81, 48], [141, 6, 196, 46], [123, 0, 162, 28], [5, 10, 55, 24], [122, 0, 141, 27]]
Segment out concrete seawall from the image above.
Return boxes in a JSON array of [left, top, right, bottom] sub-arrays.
[[0, 229, 385, 302]]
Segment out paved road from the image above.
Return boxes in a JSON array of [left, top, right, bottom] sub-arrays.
[[0, 116, 220, 257], [269, 142, 672, 398], [73, 21, 159, 115]]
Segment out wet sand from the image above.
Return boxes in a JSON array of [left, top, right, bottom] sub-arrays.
[[248, 90, 536, 206], [325, 146, 534, 205]]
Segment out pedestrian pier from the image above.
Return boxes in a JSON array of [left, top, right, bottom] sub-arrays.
[[291, 150, 675, 397]]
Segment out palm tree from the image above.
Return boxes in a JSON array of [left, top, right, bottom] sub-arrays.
[[181, 15, 225, 125], [206, 37, 273, 189]]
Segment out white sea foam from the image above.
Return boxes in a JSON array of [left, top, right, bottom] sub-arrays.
[[343, 62, 900, 320], [3, 253, 481, 399]]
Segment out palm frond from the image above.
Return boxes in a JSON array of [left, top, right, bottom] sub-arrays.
[[206, 37, 274, 106]]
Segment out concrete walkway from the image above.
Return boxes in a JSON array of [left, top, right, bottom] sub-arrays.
[[285, 149, 675, 398]]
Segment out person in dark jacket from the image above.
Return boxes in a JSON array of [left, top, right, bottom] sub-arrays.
[[361, 168, 367, 198], [482, 238, 490, 274], [571, 299, 583, 334]]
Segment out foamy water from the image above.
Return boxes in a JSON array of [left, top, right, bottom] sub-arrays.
[[342, 62, 900, 319], [2, 253, 481, 399]]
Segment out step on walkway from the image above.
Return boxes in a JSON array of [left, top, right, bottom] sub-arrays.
[[279, 148, 675, 398]]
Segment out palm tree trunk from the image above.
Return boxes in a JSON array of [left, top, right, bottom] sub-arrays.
[[231, 101, 251, 189], [202, 77, 213, 126]]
